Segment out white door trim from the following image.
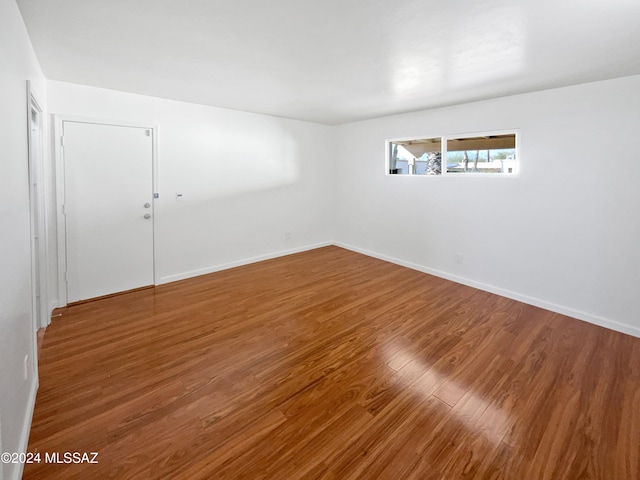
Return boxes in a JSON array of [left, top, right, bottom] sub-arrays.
[[26, 81, 48, 334], [54, 115, 159, 305]]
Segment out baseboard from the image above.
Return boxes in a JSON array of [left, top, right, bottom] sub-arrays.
[[57, 238, 640, 338], [9, 375, 38, 480], [158, 242, 333, 285], [335, 242, 640, 339], [48, 301, 63, 326]]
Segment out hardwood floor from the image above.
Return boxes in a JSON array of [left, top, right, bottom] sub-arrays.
[[25, 246, 640, 479]]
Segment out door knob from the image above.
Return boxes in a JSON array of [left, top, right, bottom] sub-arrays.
[[144, 214, 151, 219], [144, 203, 151, 208]]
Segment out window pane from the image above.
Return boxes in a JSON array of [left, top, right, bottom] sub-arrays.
[[389, 138, 442, 175], [446, 134, 516, 174]]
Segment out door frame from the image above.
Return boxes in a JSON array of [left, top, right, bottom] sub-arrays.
[[26, 81, 48, 357], [54, 115, 159, 305]]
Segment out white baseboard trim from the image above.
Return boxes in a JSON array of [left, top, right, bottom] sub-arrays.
[[157, 242, 333, 285], [335, 242, 640, 339], [10, 376, 38, 480], [46, 302, 60, 327]]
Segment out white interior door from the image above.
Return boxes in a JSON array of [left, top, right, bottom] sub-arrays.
[[63, 121, 154, 303]]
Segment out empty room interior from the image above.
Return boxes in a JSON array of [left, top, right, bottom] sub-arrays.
[[2, 0, 640, 479]]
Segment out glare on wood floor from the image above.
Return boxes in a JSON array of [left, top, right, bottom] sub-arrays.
[[26, 246, 640, 479]]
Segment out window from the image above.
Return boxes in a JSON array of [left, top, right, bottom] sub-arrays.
[[389, 138, 442, 175], [446, 134, 516, 174], [387, 131, 518, 176]]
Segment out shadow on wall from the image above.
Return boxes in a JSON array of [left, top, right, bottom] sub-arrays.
[[162, 117, 302, 202]]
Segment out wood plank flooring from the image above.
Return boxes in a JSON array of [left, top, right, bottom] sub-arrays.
[[25, 246, 640, 479]]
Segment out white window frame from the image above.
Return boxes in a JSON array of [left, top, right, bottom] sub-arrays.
[[386, 129, 520, 177]]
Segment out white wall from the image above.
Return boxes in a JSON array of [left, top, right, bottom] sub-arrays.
[[334, 75, 640, 337], [0, 0, 46, 479], [47, 81, 334, 293]]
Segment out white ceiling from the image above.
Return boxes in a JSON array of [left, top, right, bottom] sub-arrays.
[[16, 0, 640, 125]]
